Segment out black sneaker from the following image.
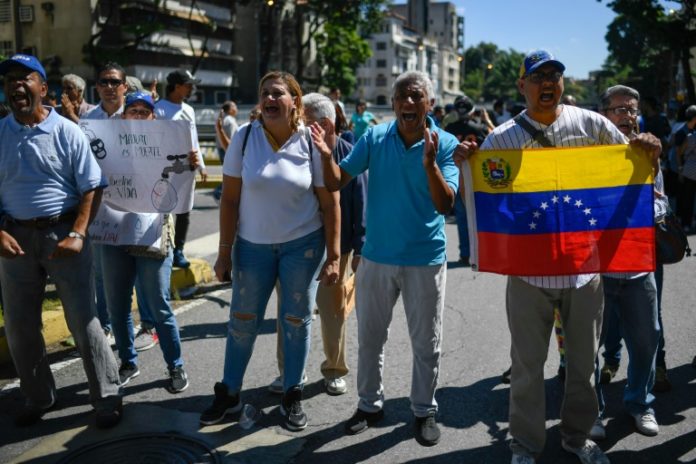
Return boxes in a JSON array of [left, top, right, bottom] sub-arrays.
[[414, 413, 440, 447], [167, 366, 189, 393], [95, 402, 123, 429], [200, 382, 242, 425], [280, 386, 307, 431], [344, 408, 384, 435], [118, 362, 140, 386], [14, 398, 55, 427]]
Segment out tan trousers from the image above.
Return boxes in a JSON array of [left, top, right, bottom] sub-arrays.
[[276, 253, 355, 380], [507, 275, 603, 458]]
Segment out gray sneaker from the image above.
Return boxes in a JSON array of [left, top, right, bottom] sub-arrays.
[[561, 439, 610, 464], [134, 327, 158, 352], [268, 373, 308, 394], [167, 366, 189, 393]]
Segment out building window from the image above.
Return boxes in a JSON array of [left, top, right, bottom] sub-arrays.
[[0, 0, 10, 23], [215, 91, 228, 104], [376, 74, 387, 87], [376, 42, 387, 50], [0, 40, 13, 57], [376, 59, 387, 68]]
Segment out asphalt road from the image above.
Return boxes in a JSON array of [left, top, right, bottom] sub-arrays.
[[1, 190, 695, 464]]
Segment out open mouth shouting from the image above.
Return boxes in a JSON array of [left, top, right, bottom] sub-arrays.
[[10, 89, 33, 112]]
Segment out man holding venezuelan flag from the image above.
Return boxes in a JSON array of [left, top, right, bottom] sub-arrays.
[[454, 50, 661, 464]]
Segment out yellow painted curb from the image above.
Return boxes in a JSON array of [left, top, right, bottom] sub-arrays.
[[171, 258, 214, 297], [195, 175, 222, 189]]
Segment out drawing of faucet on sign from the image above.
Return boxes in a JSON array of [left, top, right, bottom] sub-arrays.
[[80, 125, 108, 159], [151, 153, 195, 212]]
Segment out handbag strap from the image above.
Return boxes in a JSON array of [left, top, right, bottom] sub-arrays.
[[514, 114, 554, 147]]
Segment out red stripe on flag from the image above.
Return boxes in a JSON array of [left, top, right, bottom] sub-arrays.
[[477, 227, 655, 275]]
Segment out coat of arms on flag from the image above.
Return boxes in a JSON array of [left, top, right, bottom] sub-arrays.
[[461, 145, 655, 276]]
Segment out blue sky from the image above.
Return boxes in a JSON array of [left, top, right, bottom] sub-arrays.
[[396, 1, 681, 79]]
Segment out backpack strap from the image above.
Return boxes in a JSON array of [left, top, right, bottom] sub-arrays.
[[514, 114, 555, 147], [241, 124, 252, 156]]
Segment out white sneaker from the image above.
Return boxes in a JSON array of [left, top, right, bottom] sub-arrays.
[[268, 373, 308, 394], [590, 417, 606, 441], [631, 411, 659, 436], [325, 377, 347, 395], [561, 439, 609, 464], [511, 453, 535, 463]]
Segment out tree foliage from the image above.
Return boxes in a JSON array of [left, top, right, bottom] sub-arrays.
[[293, 0, 388, 94], [598, 0, 696, 104], [461, 42, 525, 102]]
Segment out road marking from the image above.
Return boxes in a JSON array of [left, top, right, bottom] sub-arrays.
[[184, 231, 220, 258], [0, 289, 230, 396]]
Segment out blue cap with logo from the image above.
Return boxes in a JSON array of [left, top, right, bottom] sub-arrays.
[[519, 50, 565, 79], [125, 91, 155, 110], [0, 54, 47, 80]]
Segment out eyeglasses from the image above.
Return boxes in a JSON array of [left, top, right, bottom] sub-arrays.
[[124, 108, 153, 118], [606, 106, 639, 116], [97, 78, 124, 88], [525, 71, 563, 84]]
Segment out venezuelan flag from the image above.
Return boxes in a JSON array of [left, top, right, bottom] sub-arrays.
[[461, 145, 655, 275]]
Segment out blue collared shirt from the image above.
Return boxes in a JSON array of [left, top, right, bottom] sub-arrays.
[[339, 116, 459, 266], [0, 107, 106, 219]]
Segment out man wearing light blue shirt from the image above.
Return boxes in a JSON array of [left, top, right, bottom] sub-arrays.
[[318, 71, 458, 447], [0, 54, 122, 429]]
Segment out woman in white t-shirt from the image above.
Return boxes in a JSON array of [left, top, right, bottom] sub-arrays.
[[199, 72, 340, 431]]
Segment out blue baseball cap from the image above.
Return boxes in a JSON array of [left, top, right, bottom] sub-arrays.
[[0, 54, 47, 80], [125, 91, 155, 110], [519, 50, 565, 78]]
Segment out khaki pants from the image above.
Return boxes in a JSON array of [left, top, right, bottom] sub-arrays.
[[507, 275, 603, 457]]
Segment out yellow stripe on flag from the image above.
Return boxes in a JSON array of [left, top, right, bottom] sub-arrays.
[[469, 145, 654, 194]]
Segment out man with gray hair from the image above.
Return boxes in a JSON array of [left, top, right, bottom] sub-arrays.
[[304, 93, 366, 397], [594, 84, 665, 439], [58, 73, 94, 123], [317, 71, 459, 446]]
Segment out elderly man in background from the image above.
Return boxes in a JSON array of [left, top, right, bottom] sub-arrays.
[[58, 73, 94, 123], [0, 54, 122, 429], [321, 71, 459, 447], [305, 93, 366, 396]]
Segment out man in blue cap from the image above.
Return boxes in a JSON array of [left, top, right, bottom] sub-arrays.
[[454, 50, 662, 464], [0, 54, 123, 428]]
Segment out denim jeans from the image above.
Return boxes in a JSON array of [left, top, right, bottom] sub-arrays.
[[453, 193, 470, 260], [0, 222, 121, 409], [91, 243, 111, 333], [101, 246, 183, 370], [222, 228, 325, 394], [597, 274, 659, 416], [602, 264, 666, 369], [134, 275, 156, 329]]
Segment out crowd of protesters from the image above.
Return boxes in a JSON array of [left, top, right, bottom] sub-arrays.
[[1, 49, 695, 464]]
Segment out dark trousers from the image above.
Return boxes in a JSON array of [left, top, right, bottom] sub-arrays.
[[174, 212, 190, 251], [677, 176, 696, 228]]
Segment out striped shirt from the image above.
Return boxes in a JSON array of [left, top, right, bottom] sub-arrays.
[[480, 104, 627, 289]]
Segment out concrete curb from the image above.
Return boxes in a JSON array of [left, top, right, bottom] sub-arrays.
[[0, 258, 214, 366]]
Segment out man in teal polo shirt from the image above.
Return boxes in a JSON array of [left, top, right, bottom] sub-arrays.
[[318, 70, 458, 447]]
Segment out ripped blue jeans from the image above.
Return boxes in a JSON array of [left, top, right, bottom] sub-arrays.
[[222, 228, 325, 395]]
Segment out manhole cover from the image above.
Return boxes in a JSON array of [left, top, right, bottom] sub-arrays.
[[57, 432, 221, 464]]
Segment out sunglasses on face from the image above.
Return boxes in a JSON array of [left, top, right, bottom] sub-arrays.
[[525, 71, 563, 84], [606, 106, 639, 116], [97, 78, 124, 88]]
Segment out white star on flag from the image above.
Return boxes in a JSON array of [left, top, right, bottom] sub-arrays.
[[583, 208, 592, 215], [540, 201, 549, 210], [563, 195, 571, 203], [551, 195, 559, 204], [533, 211, 541, 218], [575, 199, 583, 207], [589, 218, 598, 226], [529, 222, 537, 230]]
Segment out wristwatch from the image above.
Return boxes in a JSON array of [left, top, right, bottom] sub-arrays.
[[68, 231, 85, 240]]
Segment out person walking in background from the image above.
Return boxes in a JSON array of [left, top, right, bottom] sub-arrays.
[[155, 69, 208, 268], [0, 54, 122, 429], [305, 92, 367, 396], [349, 99, 377, 142], [199, 71, 339, 432], [213, 101, 239, 203], [322, 71, 458, 448]]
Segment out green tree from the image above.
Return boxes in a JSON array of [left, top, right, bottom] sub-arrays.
[[461, 42, 524, 102], [293, 0, 388, 94], [598, 0, 696, 104]]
